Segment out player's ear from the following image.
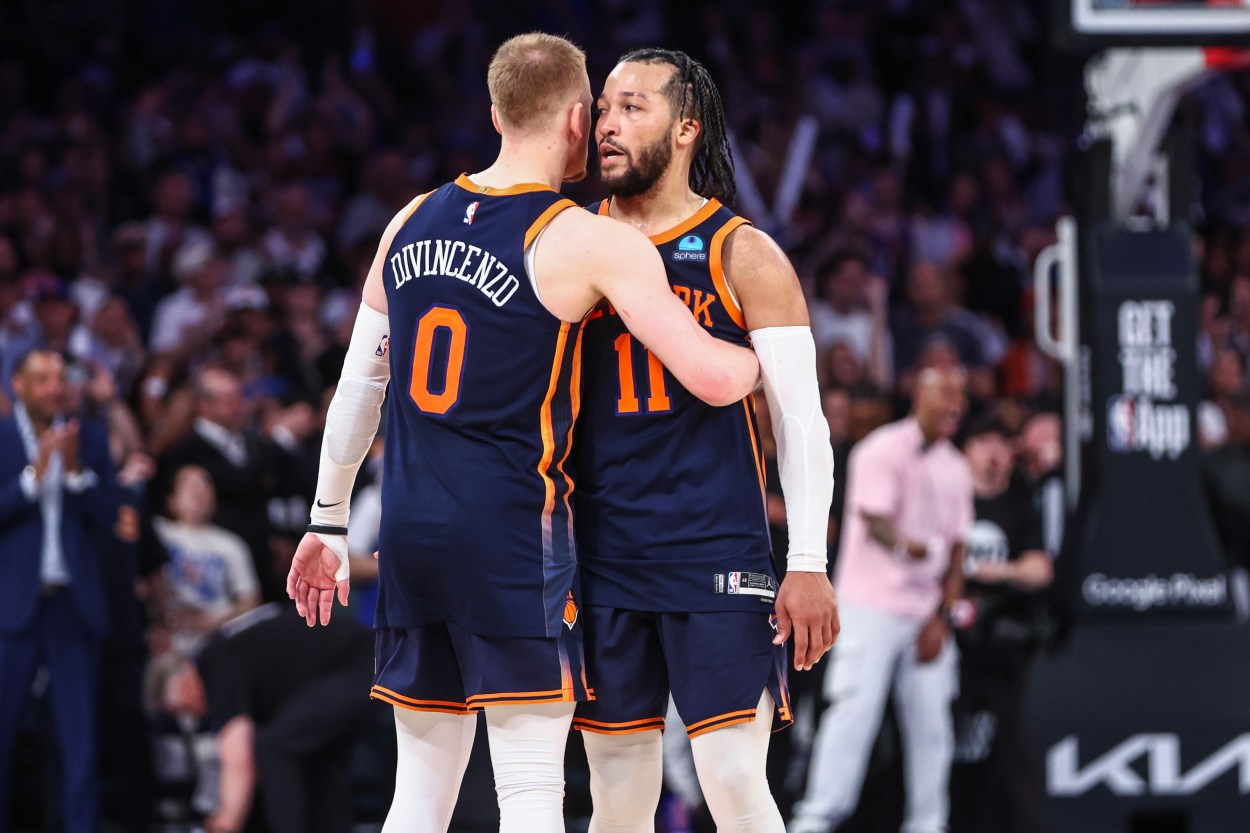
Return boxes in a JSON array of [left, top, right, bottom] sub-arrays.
[[676, 116, 701, 150], [568, 100, 587, 143], [490, 105, 503, 136]]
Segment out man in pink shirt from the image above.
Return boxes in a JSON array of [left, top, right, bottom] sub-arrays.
[[790, 367, 973, 833]]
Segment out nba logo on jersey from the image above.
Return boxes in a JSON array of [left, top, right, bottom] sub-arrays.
[[727, 572, 740, 594], [375, 334, 390, 357], [1107, 394, 1136, 453], [464, 201, 480, 225]]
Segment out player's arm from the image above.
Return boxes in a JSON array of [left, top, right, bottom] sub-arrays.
[[543, 212, 759, 406], [287, 193, 420, 626], [723, 225, 838, 670]]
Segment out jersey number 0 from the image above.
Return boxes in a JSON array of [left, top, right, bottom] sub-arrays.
[[410, 306, 467, 415]]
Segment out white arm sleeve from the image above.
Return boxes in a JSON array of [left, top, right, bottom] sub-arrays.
[[750, 325, 834, 573], [309, 302, 391, 532]]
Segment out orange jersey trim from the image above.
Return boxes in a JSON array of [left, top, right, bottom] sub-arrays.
[[648, 199, 724, 245], [687, 714, 758, 738], [555, 325, 585, 531], [686, 708, 757, 734], [574, 721, 666, 736], [709, 216, 750, 329], [573, 716, 666, 729], [400, 189, 437, 224], [466, 687, 584, 710], [743, 395, 767, 500], [370, 686, 471, 714], [596, 198, 727, 246], [537, 323, 572, 599], [524, 198, 579, 250], [454, 173, 556, 197]]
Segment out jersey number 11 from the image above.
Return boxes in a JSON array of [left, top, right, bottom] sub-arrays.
[[614, 333, 672, 415]]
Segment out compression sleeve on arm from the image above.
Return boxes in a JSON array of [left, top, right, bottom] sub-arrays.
[[309, 301, 391, 532], [750, 325, 834, 573]]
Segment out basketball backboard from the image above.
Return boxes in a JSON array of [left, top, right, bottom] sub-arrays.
[[1064, 0, 1250, 46]]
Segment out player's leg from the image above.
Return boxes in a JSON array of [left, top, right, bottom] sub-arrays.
[[380, 705, 472, 825], [892, 624, 958, 833], [575, 606, 668, 833], [373, 624, 476, 832], [484, 701, 577, 832], [383, 706, 477, 832], [662, 610, 790, 833], [583, 730, 664, 833], [789, 603, 911, 833], [449, 617, 593, 832], [688, 689, 785, 833]]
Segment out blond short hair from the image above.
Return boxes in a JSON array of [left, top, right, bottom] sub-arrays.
[[487, 33, 588, 131]]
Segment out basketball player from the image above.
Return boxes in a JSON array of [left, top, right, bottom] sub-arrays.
[[572, 49, 838, 833], [285, 34, 761, 833]]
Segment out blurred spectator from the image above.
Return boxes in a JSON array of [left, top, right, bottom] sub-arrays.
[[28, 274, 81, 356], [143, 170, 213, 281], [893, 262, 987, 391], [1018, 411, 1065, 558], [0, 348, 120, 833], [790, 368, 972, 833], [161, 368, 284, 601], [154, 603, 375, 833], [949, 415, 1052, 833], [149, 241, 229, 358], [155, 465, 262, 657], [809, 250, 894, 388], [262, 183, 327, 281], [100, 450, 169, 833]]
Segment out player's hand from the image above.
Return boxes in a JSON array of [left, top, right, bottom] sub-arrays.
[[287, 532, 350, 626], [915, 615, 949, 664], [773, 571, 839, 671]]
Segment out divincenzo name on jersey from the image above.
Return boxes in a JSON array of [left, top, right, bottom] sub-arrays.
[[390, 238, 520, 308]]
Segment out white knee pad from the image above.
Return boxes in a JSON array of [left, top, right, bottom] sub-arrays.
[[584, 729, 664, 833], [383, 707, 477, 833], [484, 702, 576, 833], [689, 691, 785, 833]]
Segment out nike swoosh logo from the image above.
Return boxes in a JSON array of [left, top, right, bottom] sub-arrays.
[[315, 499, 343, 508]]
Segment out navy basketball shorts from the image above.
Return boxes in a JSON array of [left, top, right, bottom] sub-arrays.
[[573, 607, 792, 738], [371, 616, 593, 714]]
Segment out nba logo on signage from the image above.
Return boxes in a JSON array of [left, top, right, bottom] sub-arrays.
[[1107, 394, 1135, 453], [1108, 300, 1190, 460]]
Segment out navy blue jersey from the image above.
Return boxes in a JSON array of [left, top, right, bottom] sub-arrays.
[[377, 175, 583, 638], [573, 199, 776, 612]]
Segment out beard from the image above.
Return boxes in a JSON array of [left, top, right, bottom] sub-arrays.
[[601, 134, 673, 197]]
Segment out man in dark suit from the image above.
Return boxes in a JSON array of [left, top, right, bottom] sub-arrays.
[[0, 348, 120, 833], [161, 367, 283, 600]]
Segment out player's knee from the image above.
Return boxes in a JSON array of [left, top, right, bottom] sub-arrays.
[[584, 731, 663, 821], [700, 752, 767, 818]]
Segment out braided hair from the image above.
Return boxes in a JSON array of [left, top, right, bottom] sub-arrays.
[[618, 48, 737, 205]]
